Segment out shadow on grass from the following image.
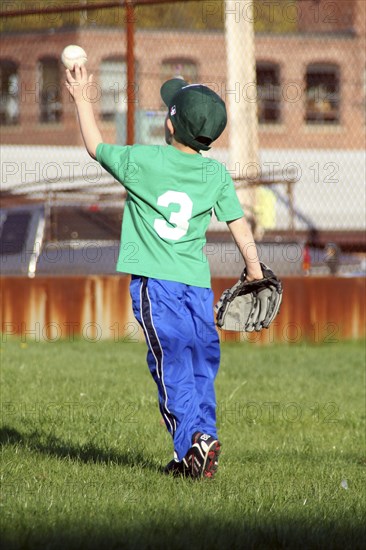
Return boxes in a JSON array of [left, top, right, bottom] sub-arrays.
[[1, 517, 365, 550], [2, 428, 366, 549], [0, 426, 158, 470]]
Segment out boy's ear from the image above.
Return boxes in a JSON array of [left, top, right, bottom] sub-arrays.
[[166, 117, 175, 134]]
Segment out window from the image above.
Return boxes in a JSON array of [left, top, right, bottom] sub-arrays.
[[0, 60, 19, 125], [256, 62, 281, 124], [0, 212, 31, 255], [305, 63, 340, 124], [100, 58, 127, 121], [50, 207, 122, 241], [161, 59, 198, 85], [38, 57, 62, 123]]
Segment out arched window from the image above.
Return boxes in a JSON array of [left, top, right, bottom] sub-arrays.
[[256, 62, 281, 124], [100, 57, 127, 121], [0, 60, 19, 125], [161, 58, 198, 84], [38, 57, 62, 123], [305, 63, 340, 124]]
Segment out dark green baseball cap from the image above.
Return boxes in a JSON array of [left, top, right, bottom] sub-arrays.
[[160, 78, 227, 151]]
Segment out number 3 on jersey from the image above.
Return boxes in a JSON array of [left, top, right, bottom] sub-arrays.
[[153, 190, 193, 241]]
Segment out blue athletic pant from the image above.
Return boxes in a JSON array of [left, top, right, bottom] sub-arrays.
[[129, 276, 220, 461]]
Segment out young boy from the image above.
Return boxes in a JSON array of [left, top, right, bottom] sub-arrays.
[[65, 65, 263, 478]]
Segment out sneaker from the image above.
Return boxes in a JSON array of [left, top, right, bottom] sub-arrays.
[[163, 459, 187, 477], [183, 432, 221, 479]]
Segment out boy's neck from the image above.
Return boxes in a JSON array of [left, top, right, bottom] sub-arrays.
[[171, 139, 199, 155]]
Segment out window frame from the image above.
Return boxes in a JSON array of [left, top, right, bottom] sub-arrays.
[[256, 61, 282, 125], [38, 56, 63, 124], [305, 62, 341, 125], [0, 59, 20, 126]]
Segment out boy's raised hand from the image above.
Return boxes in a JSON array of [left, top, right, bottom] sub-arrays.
[[64, 63, 101, 158], [65, 64, 93, 104]]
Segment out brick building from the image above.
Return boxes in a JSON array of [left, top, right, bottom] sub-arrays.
[[1, 0, 365, 150]]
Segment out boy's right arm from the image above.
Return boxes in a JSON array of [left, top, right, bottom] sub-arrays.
[[65, 65, 102, 159]]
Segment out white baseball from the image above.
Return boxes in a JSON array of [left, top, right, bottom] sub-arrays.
[[61, 45, 87, 70]]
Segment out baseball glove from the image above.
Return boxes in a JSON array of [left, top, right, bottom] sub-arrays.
[[215, 263, 283, 332]]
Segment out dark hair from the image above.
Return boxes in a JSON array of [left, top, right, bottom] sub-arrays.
[[195, 136, 212, 146], [174, 133, 199, 151], [174, 133, 212, 152]]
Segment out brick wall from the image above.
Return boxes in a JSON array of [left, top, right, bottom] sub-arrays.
[[297, 0, 356, 34]]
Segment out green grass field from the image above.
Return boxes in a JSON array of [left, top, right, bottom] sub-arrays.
[[1, 339, 365, 550]]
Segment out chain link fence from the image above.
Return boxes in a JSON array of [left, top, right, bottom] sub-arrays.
[[1, 0, 365, 276]]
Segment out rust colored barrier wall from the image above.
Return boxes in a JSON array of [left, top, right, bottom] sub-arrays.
[[212, 276, 366, 344], [1, 276, 365, 344], [0, 276, 134, 343]]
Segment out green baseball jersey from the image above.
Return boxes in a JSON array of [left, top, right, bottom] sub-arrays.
[[96, 143, 243, 288]]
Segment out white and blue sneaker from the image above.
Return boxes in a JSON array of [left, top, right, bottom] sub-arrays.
[[183, 432, 221, 479]]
